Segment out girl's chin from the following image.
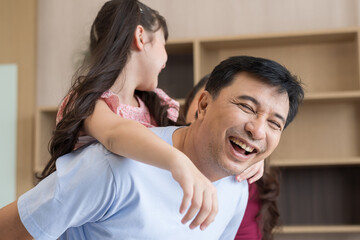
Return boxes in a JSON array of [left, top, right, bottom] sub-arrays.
[[137, 84, 157, 92]]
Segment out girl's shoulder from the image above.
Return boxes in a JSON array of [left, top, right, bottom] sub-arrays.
[[153, 88, 180, 122], [56, 94, 71, 124], [101, 90, 121, 114], [153, 88, 179, 108]]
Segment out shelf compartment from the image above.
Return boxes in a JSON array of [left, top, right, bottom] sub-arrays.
[[278, 166, 360, 226], [198, 28, 360, 94], [271, 99, 360, 165], [34, 107, 57, 173], [158, 41, 194, 99]]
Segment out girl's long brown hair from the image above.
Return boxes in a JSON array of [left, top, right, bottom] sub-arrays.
[[38, 0, 177, 180], [257, 163, 280, 240]]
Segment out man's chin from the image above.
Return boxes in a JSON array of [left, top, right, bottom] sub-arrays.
[[221, 162, 247, 177]]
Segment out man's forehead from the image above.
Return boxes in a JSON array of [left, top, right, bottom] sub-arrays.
[[216, 73, 290, 121], [222, 73, 285, 97]]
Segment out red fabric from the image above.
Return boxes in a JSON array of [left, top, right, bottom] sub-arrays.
[[234, 182, 262, 240]]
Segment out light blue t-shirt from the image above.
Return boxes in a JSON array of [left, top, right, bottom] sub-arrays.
[[18, 126, 248, 240]]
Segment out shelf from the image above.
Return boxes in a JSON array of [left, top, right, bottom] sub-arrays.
[[305, 90, 360, 101], [165, 40, 193, 53], [199, 28, 359, 49], [276, 225, 360, 234], [271, 157, 360, 167]]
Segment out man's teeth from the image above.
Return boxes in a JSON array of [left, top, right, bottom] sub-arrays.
[[230, 137, 254, 153]]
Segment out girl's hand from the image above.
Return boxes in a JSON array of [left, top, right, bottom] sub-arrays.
[[169, 152, 218, 231], [235, 160, 264, 183]]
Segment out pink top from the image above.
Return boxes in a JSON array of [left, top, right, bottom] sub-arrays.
[[234, 182, 262, 240], [56, 88, 179, 149]]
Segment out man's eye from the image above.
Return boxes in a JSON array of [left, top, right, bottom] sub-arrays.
[[269, 120, 282, 130], [239, 104, 255, 113]]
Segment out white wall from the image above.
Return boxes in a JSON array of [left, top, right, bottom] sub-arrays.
[[143, 0, 359, 38], [37, 0, 360, 106], [0, 64, 17, 207]]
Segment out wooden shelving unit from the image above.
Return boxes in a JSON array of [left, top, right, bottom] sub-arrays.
[[35, 27, 360, 238], [34, 106, 57, 173]]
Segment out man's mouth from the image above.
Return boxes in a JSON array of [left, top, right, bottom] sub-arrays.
[[229, 136, 258, 156]]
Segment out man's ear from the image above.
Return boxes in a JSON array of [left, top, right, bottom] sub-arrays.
[[133, 25, 145, 50], [197, 91, 212, 120]]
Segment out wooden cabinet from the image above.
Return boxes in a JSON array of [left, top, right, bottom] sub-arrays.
[[35, 28, 360, 237]]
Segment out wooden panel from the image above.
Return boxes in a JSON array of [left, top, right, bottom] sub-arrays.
[[275, 225, 360, 240], [272, 99, 360, 163], [199, 30, 360, 93], [306, 91, 360, 100], [275, 232, 360, 240], [193, 40, 201, 84], [0, 0, 37, 195], [277, 225, 360, 234], [158, 42, 194, 99], [37, 0, 360, 104], [220, 42, 358, 92], [199, 44, 220, 79], [143, 0, 359, 39], [34, 108, 57, 173]]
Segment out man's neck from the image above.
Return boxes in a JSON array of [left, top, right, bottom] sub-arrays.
[[172, 126, 223, 182]]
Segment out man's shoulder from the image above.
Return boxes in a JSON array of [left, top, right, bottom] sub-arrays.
[[149, 126, 181, 145], [215, 176, 248, 191], [215, 176, 249, 205], [57, 142, 113, 168]]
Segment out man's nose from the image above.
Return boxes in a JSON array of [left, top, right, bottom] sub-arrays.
[[245, 117, 266, 140]]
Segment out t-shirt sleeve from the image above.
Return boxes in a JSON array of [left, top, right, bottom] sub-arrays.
[[153, 88, 180, 122], [17, 144, 118, 240]]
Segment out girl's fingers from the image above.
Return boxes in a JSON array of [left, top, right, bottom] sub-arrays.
[[248, 164, 264, 184], [181, 184, 218, 231], [181, 187, 202, 224], [200, 190, 218, 230], [179, 182, 193, 214], [189, 190, 213, 229], [238, 165, 257, 181]]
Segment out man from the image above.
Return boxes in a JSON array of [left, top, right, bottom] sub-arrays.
[[0, 56, 303, 239]]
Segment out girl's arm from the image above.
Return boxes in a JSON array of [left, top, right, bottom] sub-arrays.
[[0, 201, 33, 240], [84, 100, 218, 230]]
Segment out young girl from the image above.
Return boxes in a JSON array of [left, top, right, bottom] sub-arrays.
[[36, 0, 219, 231]]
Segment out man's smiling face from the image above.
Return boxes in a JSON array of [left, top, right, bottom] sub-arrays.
[[196, 72, 289, 180]]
